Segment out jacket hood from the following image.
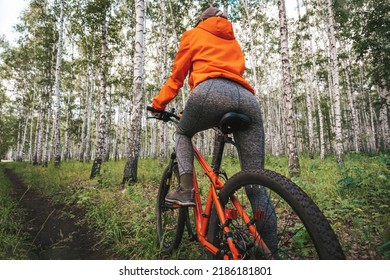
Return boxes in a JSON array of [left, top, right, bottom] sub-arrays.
[[196, 17, 235, 40]]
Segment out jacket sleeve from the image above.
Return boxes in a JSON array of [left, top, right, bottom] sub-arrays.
[[152, 31, 192, 110]]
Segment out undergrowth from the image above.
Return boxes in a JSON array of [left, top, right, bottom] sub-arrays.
[[1, 151, 389, 259]]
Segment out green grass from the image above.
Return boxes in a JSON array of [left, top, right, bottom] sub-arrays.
[[0, 165, 34, 259], [1, 151, 389, 259]]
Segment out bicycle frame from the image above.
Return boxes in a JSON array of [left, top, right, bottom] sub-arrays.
[[146, 106, 272, 259], [190, 144, 272, 259]]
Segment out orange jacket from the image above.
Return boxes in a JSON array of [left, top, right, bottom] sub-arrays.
[[152, 17, 254, 110]]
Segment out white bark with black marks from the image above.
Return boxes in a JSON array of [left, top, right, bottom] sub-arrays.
[[123, 0, 145, 184], [54, 0, 65, 167], [278, 0, 300, 177], [326, 0, 344, 163]]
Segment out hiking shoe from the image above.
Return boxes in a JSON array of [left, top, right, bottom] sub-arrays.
[[165, 186, 195, 207]]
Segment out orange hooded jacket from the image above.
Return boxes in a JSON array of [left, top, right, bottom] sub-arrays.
[[152, 17, 255, 110]]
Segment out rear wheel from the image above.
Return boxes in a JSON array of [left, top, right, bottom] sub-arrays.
[[156, 163, 186, 254], [208, 169, 345, 259]]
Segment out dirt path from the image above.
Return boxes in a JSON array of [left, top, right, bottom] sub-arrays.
[[4, 168, 110, 260]]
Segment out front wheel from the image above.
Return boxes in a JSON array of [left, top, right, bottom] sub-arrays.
[[156, 163, 186, 254], [207, 169, 345, 259]]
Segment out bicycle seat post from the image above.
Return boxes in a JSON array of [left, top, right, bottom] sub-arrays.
[[211, 132, 225, 173]]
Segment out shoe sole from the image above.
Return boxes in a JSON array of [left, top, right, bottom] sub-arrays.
[[165, 198, 195, 207]]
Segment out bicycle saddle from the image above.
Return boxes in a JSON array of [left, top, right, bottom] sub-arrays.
[[219, 112, 252, 134]]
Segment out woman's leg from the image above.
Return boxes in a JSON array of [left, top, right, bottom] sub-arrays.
[[232, 89, 278, 255], [168, 79, 239, 205]]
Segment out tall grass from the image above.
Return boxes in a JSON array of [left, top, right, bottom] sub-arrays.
[[2, 151, 389, 259]]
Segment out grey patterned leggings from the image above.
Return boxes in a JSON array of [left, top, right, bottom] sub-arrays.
[[176, 78, 277, 252], [176, 78, 265, 174]]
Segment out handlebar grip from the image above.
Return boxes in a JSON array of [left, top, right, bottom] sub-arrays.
[[146, 106, 180, 122], [146, 106, 162, 113]]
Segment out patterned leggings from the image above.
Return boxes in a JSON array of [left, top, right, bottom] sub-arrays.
[[176, 78, 265, 174]]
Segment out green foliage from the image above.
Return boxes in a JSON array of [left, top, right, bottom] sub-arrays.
[[331, 153, 390, 258], [336, 153, 390, 197], [334, 0, 390, 87], [379, 241, 390, 259]]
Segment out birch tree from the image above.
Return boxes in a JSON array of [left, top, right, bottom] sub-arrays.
[[33, 93, 45, 165], [79, 73, 88, 161], [278, 0, 300, 177], [378, 86, 390, 150], [159, 0, 169, 159], [2, 0, 390, 163], [305, 1, 326, 159], [343, 57, 361, 152], [294, 0, 315, 159], [85, 57, 94, 162], [326, 0, 344, 163], [91, 0, 110, 178], [242, 0, 261, 95], [122, 0, 145, 184], [53, 0, 65, 167]]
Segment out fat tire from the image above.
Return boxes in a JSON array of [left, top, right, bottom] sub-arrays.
[[208, 169, 345, 260]]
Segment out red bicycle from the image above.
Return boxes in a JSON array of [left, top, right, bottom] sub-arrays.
[[148, 106, 345, 259]]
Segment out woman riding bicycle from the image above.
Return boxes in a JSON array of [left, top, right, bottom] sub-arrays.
[[150, 7, 277, 252], [149, 6, 348, 260]]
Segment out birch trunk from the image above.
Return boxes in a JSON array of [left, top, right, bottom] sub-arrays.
[[143, 91, 149, 158], [123, 0, 145, 184], [63, 90, 70, 160], [308, 33, 326, 159], [305, 73, 315, 158], [151, 119, 157, 158], [297, 0, 315, 158], [19, 115, 29, 161], [91, 14, 108, 178], [113, 97, 122, 161], [159, 0, 168, 159], [79, 71, 88, 161], [85, 34, 95, 162], [65, 41, 75, 161], [33, 93, 45, 166], [378, 86, 390, 150], [344, 59, 361, 152], [53, 0, 64, 167], [43, 107, 51, 167], [28, 30, 38, 162], [278, 0, 300, 177], [326, 0, 344, 163], [85, 62, 93, 162], [28, 112, 35, 162], [367, 91, 377, 152], [222, 0, 228, 16], [243, 0, 260, 95], [104, 85, 113, 161], [16, 120, 21, 161]]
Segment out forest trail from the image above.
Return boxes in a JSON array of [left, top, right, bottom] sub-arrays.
[[4, 168, 109, 260]]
